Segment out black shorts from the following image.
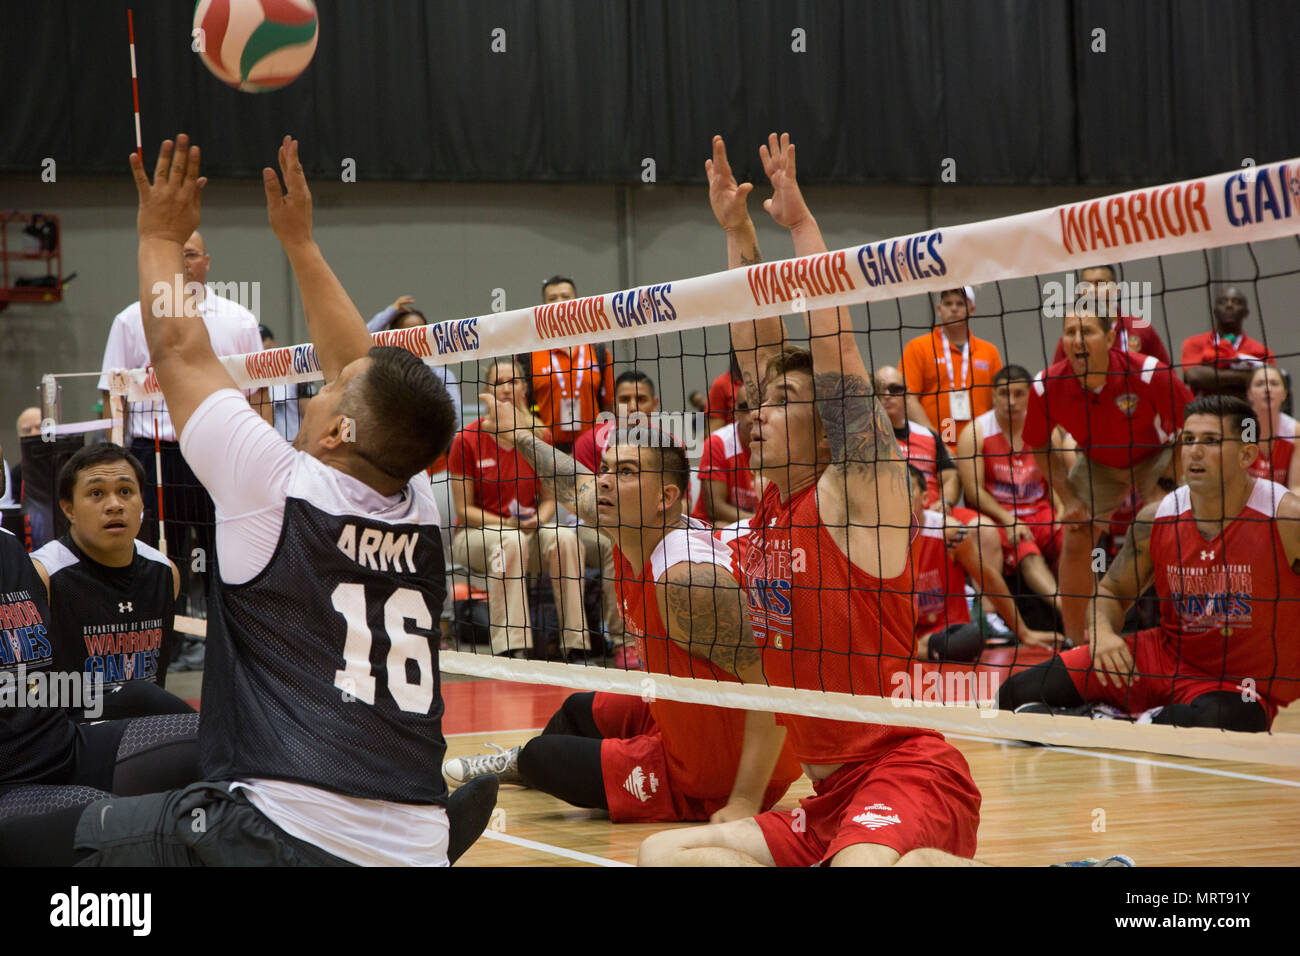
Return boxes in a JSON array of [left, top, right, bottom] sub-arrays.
[[74, 781, 354, 867]]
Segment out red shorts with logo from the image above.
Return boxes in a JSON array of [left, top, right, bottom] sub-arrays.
[[755, 735, 981, 866], [993, 503, 1062, 572], [1060, 628, 1278, 723], [592, 692, 725, 824]]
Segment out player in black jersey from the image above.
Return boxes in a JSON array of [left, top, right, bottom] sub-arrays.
[[32, 443, 194, 721], [0, 133, 492, 866], [0, 526, 201, 845]]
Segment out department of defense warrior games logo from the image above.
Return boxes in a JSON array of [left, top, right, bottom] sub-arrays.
[[1114, 393, 1140, 416]]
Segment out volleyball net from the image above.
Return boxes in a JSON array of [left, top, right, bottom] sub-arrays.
[[47, 155, 1299, 766]]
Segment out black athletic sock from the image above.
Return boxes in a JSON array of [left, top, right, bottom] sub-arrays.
[[446, 774, 499, 865], [541, 692, 601, 738], [1151, 691, 1268, 732], [516, 734, 607, 809], [998, 656, 1086, 711], [0, 805, 87, 866]]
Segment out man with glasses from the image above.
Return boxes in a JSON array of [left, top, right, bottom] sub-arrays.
[[875, 365, 959, 512]]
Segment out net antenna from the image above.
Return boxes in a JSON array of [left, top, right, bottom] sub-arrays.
[[127, 9, 142, 160]]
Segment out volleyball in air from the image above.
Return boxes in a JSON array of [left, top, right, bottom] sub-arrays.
[[193, 0, 319, 93]]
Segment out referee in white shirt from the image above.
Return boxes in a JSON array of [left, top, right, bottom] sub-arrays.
[[97, 231, 268, 613]]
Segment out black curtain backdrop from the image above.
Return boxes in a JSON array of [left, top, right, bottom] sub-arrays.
[[1, 0, 1295, 185]]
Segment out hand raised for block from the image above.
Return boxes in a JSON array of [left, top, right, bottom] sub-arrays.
[[705, 135, 755, 233], [130, 134, 206, 244], [263, 135, 314, 248], [759, 132, 813, 232]]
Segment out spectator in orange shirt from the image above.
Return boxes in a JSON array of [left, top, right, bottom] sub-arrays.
[[902, 287, 1003, 451], [526, 276, 614, 453], [1180, 286, 1276, 400]]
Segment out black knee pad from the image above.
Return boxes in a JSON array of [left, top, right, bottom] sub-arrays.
[[927, 622, 985, 663]]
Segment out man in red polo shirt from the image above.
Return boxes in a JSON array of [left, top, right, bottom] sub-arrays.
[[527, 276, 614, 452], [1025, 310, 1193, 642], [1180, 286, 1276, 400], [1051, 265, 1170, 366], [876, 364, 960, 511]]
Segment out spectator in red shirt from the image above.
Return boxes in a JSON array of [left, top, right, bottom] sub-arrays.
[[692, 396, 759, 528], [706, 353, 745, 433], [1180, 286, 1276, 400], [449, 358, 589, 658], [1051, 265, 1170, 366], [875, 364, 959, 510], [1025, 310, 1193, 641]]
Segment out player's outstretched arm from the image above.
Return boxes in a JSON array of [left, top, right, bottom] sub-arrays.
[[262, 136, 372, 383], [708, 135, 787, 410], [659, 560, 762, 680], [480, 392, 598, 525], [129, 135, 241, 437], [1087, 503, 1158, 687], [759, 133, 907, 525]]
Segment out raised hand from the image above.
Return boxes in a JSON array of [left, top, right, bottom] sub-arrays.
[[705, 135, 755, 232], [263, 135, 313, 248], [389, 294, 416, 312], [129, 134, 206, 244], [479, 392, 522, 448], [759, 132, 813, 231]]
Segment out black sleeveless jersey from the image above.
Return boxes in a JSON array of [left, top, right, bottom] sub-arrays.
[[199, 457, 449, 804], [0, 527, 76, 786], [32, 535, 175, 691]]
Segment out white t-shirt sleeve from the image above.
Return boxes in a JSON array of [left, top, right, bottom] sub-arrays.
[[97, 309, 134, 391], [180, 388, 299, 583]]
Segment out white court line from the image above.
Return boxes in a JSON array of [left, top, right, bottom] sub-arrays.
[[446, 728, 542, 739], [479, 830, 631, 867], [946, 732, 1300, 788]]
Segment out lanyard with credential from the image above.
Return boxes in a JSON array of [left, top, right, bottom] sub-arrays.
[[938, 330, 970, 390], [553, 344, 588, 423]]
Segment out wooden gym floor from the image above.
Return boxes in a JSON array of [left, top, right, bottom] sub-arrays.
[[166, 669, 1300, 867]]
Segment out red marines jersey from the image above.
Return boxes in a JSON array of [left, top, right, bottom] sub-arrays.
[[975, 409, 1049, 519], [895, 421, 944, 508], [737, 483, 940, 764], [1247, 414, 1296, 486], [614, 519, 800, 797], [909, 510, 971, 636], [691, 422, 759, 521], [1150, 480, 1300, 705]]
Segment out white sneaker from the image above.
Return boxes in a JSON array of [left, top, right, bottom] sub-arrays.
[[442, 744, 524, 788]]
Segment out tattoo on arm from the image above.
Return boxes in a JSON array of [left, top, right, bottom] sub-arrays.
[[512, 431, 598, 524], [1101, 512, 1155, 600], [663, 564, 762, 679], [812, 371, 900, 473]]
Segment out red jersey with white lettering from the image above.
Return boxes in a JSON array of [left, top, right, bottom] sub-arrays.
[[1248, 414, 1296, 486], [1024, 350, 1192, 468], [1150, 480, 1300, 706], [737, 483, 941, 764], [614, 519, 800, 798], [691, 422, 758, 521], [895, 422, 946, 508], [909, 510, 970, 637], [446, 419, 541, 521], [975, 410, 1049, 519]]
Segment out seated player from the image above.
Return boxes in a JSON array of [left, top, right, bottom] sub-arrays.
[[639, 133, 982, 867], [448, 358, 589, 659], [1025, 308, 1192, 642], [955, 365, 1062, 613], [706, 353, 745, 433], [1245, 365, 1299, 492], [1180, 286, 1276, 400], [0, 135, 496, 866], [876, 364, 960, 511], [692, 396, 760, 528], [31, 443, 194, 721], [0, 524, 201, 835], [573, 370, 660, 473], [907, 465, 1063, 656], [445, 398, 801, 824], [1000, 396, 1300, 730]]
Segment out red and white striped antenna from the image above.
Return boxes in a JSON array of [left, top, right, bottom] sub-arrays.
[[128, 9, 142, 159]]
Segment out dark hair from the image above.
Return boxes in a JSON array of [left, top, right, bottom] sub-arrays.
[[993, 365, 1032, 388], [1184, 394, 1256, 442], [391, 309, 427, 329], [652, 444, 691, 504], [615, 369, 656, 396], [541, 275, 576, 298], [342, 347, 457, 482], [1081, 264, 1117, 281], [907, 463, 928, 497], [259, 324, 275, 341], [58, 443, 146, 503]]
